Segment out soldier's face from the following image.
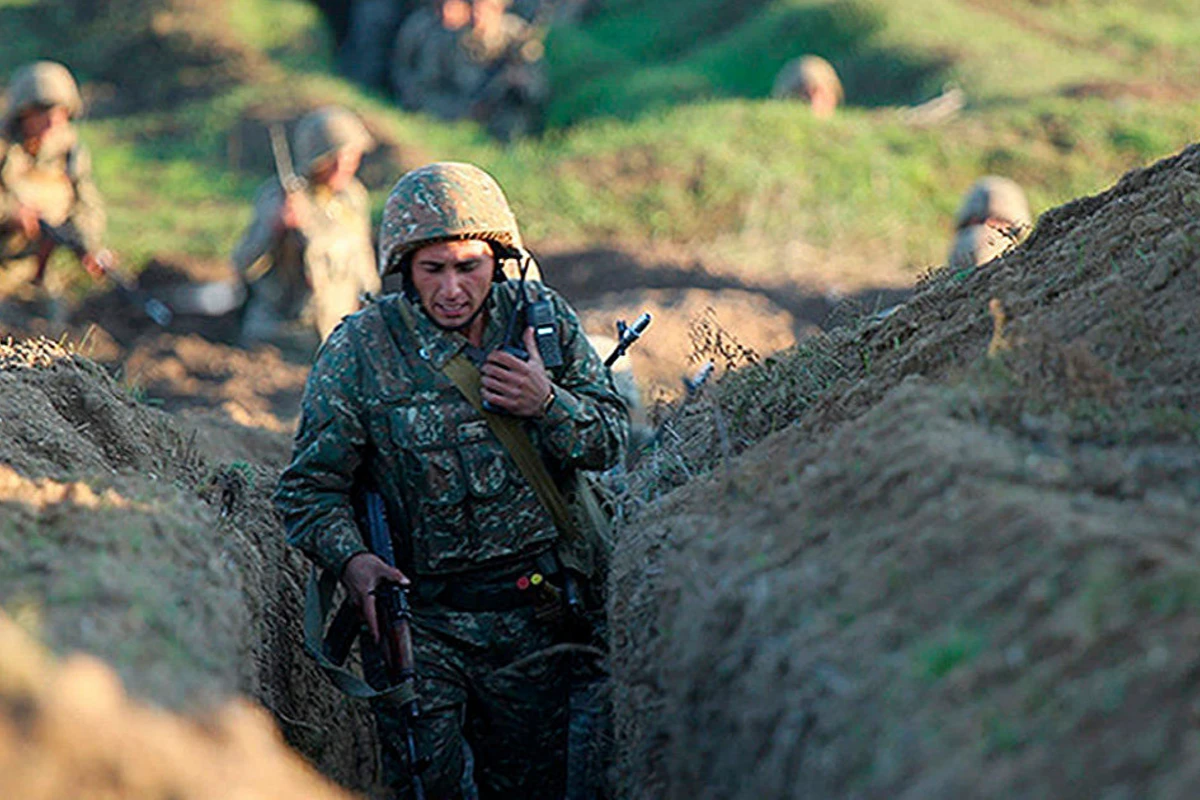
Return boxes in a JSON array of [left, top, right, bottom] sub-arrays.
[[18, 105, 70, 152], [311, 146, 363, 192], [441, 0, 471, 30], [410, 239, 495, 331], [472, 0, 504, 30]]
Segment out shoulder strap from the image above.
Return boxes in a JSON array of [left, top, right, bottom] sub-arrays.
[[394, 299, 580, 543]]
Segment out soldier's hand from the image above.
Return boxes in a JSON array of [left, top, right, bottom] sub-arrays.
[[81, 250, 112, 281], [342, 552, 410, 643], [275, 192, 310, 232], [13, 204, 40, 240], [481, 327, 554, 417]]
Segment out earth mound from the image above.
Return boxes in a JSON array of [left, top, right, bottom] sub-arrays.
[[611, 144, 1200, 797], [0, 338, 375, 791], [41, 0, 265, 111], [0, 612, 353, 799]]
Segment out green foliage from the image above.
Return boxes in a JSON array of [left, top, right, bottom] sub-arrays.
[[915, 629, 985, 680], [4, 0, 1197, 283]]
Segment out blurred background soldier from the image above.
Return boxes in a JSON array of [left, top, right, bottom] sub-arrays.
[[232, 106, 380, 345], [390, 0, 474, 118], [464, 0, 550, 141], [771, 54, 843, 119], [0, 61, 107, 295], [948, 176, 1033, 269], [391, 0, 548, 141]]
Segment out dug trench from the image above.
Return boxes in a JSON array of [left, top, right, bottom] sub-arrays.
[[1, 143, 1199, 796]]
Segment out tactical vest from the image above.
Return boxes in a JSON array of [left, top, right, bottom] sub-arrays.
[[357, 291, 560, 576]]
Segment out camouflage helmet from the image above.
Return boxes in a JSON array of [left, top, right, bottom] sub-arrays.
[[293, 106, 374, 177], [954, 176, 1032, 231], [378, 161, 524, 278], [3, 61, 83, 135], [771, 55, 843, 104]]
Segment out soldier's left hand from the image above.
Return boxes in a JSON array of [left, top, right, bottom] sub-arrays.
[[481, 327, 554, 417]]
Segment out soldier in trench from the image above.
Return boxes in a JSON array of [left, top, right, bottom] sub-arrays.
[[275, 161, 628, 798], [770, 54, 843, 119], [948, 176, 1033, 269], [232, 105, 381, 345], [0, 61, 108, 295]]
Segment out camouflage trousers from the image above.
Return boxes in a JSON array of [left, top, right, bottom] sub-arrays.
[[368, 604, 570, 800]]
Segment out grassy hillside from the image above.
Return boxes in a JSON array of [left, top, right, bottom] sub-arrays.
[[1, 0, 1197, 283]]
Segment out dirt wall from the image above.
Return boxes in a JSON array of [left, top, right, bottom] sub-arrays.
[[0, 338, 376, 792], [611, 144, 1200, 797]]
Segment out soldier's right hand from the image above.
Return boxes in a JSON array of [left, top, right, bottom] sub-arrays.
[[274, 191, 310, 232], [13, 204, 40, 240], [341, 552, 410, 643]]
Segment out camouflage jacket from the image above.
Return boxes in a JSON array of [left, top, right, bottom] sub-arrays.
[[231, 177, 379, 338], [0, 132, 105, 260], [274, 281, 628, 579]]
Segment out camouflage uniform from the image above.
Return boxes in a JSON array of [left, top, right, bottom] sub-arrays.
[[389, 5, 548, 141], [948, 176, 1032, 269], [275, 162, 628, 798], [232, 107, 379, 343], [0, 62, 105, 281]]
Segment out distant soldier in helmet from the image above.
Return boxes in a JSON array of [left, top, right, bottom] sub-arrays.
[[0, 61, 108, 291], [275, 161, 628, 798], [232, 106, 380, 344], [948, 176, 1033, 269], [771, 55, 843, 119]]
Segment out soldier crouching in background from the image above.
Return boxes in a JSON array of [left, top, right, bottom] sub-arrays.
[[0, 61, 107, 296], [948, 176, 1033, 269], [771, 54, 843, 119], [276, 161, 628, 798], [232, 105, 380, 346]]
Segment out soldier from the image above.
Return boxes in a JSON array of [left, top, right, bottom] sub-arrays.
[[232, 106, 380, 344], [948, 176, 1032, 269], [390, 0, 474, 119], [0, 61, 107, 292], [464, 0, 550, 141], [275, 161, 628, 798], [771, 55, 843, 119], [390, 0, 548, 141]]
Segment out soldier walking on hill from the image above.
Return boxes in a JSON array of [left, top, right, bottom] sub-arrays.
[[232, 105, 380, 345], [0, 61, 108, 293], [948, 176, 1033, 269], [771, 55, 843, 119], [275, 161, 628, 798]]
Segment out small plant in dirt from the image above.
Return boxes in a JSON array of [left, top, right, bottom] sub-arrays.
[[914, 629, 985, 680]]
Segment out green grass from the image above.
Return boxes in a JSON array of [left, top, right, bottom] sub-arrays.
[[6, 0, 1198, 281]]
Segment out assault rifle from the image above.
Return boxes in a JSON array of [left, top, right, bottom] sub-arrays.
[[37, 220, 174, 327], [361, 490, 427, 800]]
